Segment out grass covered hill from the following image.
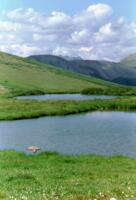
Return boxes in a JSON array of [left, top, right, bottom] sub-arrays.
[[28, 54, 136, 86], [0, 51, 117, 97]]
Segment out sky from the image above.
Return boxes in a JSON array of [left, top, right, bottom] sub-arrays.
[[0, 0, 136, 61], [0, 0, 135, 19]]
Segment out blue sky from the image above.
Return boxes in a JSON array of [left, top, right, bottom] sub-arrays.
[[0, 0, 136, 60], [0, 0, 135, 20]]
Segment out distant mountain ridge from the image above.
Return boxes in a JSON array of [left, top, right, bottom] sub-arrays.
[[28, 54, 136, 86], [121, 53, 136, 68], [62, 56, 83, 61]]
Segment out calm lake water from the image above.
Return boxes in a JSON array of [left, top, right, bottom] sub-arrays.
[[1, 111, 136, 157], [17, 94, 116, 100]]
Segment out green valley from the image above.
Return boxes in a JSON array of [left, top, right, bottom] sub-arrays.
[[1, 1, 136, 200], [0, 51, 136, 120]]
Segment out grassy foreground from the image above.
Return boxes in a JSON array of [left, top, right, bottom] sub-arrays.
[[0, 97, 136, 120], [0, 151, 135, 200]]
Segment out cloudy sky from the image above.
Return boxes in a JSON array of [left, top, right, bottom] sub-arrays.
[[0, 0, 136, 61]]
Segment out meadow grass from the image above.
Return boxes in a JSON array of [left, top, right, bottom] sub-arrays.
[[0, 97, 136, 120], [0, 151, 135, 200]]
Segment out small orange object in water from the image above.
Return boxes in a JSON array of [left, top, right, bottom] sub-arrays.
[[27, 146, 40, 153]]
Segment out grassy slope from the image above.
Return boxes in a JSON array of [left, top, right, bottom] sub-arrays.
[[0, 151, 136, 200], [0, 52, 117, 97]]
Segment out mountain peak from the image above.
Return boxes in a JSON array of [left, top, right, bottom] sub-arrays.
[[121, 53, 136, 67]]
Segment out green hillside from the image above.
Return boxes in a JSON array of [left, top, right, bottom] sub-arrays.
[[0, 51, 117, 97]]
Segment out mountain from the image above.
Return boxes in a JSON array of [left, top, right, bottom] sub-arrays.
[[0, 51, 116, 96], [28, 54, 136, 86], [62, 56, 82, 61], [121, 53, 136, 68]]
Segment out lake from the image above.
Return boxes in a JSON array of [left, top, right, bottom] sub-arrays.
[[17, 94, 116, 100], [0, 111, 136, 157]]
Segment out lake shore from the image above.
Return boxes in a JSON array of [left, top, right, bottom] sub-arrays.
[[0, 97, 136, 120], [0, 150, 135, 200]]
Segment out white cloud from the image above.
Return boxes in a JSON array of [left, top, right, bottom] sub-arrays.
[[87, 3, 112, 18], [6, 8, 41, 23], [32, 33, 56, 42], [70, 29, 90, 44], [0, 3, 136, 61], [0, 33, 16, 41], [95, 23, 116, 43]]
